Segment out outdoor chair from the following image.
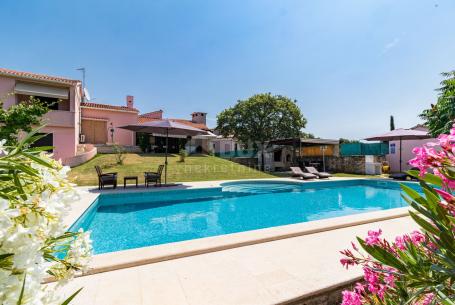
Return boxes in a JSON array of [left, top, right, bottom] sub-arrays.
[[304, 166, 332, 179], [94, 165, 117, 190], [145, 164, 164, 187], [290, 167, 317, 180]]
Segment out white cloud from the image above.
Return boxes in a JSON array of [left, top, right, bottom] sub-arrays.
[[382, 37, 400, 54]]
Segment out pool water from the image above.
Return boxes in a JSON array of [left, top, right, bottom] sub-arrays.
[[71, 180, 418, 254]]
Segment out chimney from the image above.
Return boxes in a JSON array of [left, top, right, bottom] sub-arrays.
[[126, 95, 134, 108], [191, 112, 207, 125]]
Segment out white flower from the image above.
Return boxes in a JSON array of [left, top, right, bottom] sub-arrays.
[[0, 143, 92, 304], [0, 139, 8, 156]]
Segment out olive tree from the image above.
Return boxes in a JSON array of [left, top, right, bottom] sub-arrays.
[[216, 93, 307, 170]]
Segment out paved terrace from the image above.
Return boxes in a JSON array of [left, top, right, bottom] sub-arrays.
[[59, 178, 416, 305]]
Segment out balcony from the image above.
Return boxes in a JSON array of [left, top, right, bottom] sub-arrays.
[[42, 110, 75, 128]]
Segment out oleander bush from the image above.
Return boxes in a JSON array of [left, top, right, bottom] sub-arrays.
[[340, 124, 455, 305], [0, 130, 92, 305]]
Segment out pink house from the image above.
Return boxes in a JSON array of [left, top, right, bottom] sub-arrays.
[[80, 96, 138, 146], [0, 67, 212, 165], [0, 68, 139, 165], [385, 125, 436, 172], [0, 68, 82, 164]]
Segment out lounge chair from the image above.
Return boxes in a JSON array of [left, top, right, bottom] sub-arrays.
[[290, 167, 317, 180], [94, 165, 117, 190], [390, 167, 420, 181], [389, 172, 408, 180], [304, 166, 331, 179], [145, 164, 164, 187]]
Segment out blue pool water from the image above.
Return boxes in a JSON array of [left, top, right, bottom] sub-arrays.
[[71, 180, 419, 254]]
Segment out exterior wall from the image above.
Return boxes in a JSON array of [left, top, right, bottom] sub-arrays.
[[186, 138, 210, 154], [211, 138, 238, 154], [386, 138, 436, 172], [0, 76, 81, 165], [41, 126, 76, 163], [326, 155, 385, 174], [299, 145, 336, 157], [0, 77, 16, 107], [80, 107, 138, 146], [65, 145, 97, 167]]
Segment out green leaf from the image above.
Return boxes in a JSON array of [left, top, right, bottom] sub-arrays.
[[16, 274, 26, 305], [409, 211, 439, 235], [60, 288, 83, 305], [357, 237, 406, 271], [421, 173, 443, 187]]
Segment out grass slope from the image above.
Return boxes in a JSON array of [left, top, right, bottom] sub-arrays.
[[69, 153, 274, 186]]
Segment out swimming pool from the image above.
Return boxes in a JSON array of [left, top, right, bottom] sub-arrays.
[[71, 179, 419, 254]]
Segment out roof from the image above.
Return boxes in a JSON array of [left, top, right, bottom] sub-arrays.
[[138, 117, 209, 130], [0, 67, 80, 85], [268, 138, 340, 146], [81, 102, 139, 113], [140, 110, 163, 119]]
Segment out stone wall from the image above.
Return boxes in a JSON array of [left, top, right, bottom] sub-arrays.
[[299, 155, 385, 174], [230, 157, 258, 168], [327, 155, 385, 174]]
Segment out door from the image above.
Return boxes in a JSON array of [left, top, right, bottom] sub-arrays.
[[82, 120, 107, 144]]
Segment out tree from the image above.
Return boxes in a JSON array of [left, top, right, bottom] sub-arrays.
[[216, 93, 307, 170], [390, 115, 395, 131], [0, 96, 49, 144], [300, 131, 316, 139], [339, 138, 360, 144], [420, 70, 455, 137]]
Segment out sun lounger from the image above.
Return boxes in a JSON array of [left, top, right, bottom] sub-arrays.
[[304, 166, 331, 179], [390, 167, 420, 181], [290, 167, 317, 179]]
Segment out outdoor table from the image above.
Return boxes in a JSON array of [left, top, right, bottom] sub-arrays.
[[123, 176, 138, 188]]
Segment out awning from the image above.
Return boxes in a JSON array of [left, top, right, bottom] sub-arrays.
[[14, 82, 69, 99]]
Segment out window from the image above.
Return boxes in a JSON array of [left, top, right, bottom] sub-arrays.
[[30, 133, 53, 152], [390, 143, 396, 154], [16, 94, 69, 111], [274, 150, 282, 162]]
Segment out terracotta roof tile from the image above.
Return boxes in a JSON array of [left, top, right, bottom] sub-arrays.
[[140, 110, 163, 119], [0, 67, 79, 85], [81, 102, 139, 112]]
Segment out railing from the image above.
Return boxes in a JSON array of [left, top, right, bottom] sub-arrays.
[[214, 149, 257, 158], [340, 143, 389, 156]]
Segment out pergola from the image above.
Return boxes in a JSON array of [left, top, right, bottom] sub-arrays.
[[267, 138, 340, 165]]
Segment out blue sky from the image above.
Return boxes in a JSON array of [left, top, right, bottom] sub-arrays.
[[1, 0, 454, 139]]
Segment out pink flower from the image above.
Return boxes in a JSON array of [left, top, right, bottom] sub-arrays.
[[340, 258, 355, 269], [341, 290, 363, 305], [418, 293, 435, 305], [394, 235, 407, 250], [435, 188, 455, 204], [383, 268, 396, 288], [365, 229, 382, 246], [363, 267, 379, 293], [410, 230, 426, 245]]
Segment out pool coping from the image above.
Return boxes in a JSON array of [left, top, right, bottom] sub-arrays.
[[63, 177, 413, 278]]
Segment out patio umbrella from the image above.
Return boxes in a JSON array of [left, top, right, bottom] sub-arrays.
[[364, 128, 430, 172], [119, 119, 208, 185]]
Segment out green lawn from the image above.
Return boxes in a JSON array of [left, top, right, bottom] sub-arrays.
[[69, 153, 274, 186]]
